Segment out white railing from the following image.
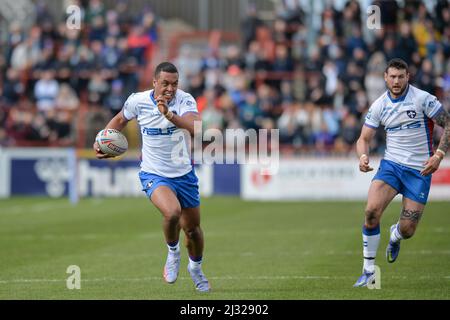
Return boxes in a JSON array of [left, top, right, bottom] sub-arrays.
[[0, 0, 35, 26]]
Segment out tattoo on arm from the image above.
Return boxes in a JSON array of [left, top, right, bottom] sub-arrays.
[[400, 208, 423, 223], [434, 109, 450, 154]]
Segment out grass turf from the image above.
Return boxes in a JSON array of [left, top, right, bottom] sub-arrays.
[[0, 197, 448, 299]]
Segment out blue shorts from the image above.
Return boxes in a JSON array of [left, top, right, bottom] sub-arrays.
[[373, 159, 431, 204], [139, 169, 200, 208]]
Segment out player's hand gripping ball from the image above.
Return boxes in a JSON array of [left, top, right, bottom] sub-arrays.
[[95, 129, 128, 157]]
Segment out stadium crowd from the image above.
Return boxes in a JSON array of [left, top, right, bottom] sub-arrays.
[[0, 0, 449, 155], [0, 0, 159, 147], [179, 0, 450, 155]]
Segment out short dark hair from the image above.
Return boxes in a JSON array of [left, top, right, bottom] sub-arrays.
[[154, 62, 178, 78], [385, 58, 409, 73]]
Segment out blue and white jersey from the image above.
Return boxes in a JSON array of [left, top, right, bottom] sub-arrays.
[[123, 89, 198, 177], [365, 84, 443, 171]]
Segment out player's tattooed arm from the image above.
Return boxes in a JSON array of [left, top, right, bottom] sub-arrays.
[[434, 109, 450, 155]]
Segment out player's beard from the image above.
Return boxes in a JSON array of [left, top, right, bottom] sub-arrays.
[[389, 82, 408, 98]]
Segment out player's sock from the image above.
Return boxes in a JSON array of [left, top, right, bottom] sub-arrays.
[[167, 240, 180, 253], [390, 223, 403, 243], [362, 224, 380, 273], [188, 255, 202, 270]]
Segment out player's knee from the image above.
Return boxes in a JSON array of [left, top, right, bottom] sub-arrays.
[[364, 208, 380, 228], [399, 224, 416, 239], [184, 226, 201, 241], [165, 208, 181, 225]]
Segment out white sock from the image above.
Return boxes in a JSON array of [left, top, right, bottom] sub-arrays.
[[362, 225, 380, 273], [390, 223, 403, 243], [167, 241, 180, 253], [189, 257, 202, 270]]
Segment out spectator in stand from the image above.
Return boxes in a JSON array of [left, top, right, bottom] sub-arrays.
[[87, 73, 109, 105], [34, 70, 59, 114], [89, 16, 107, 42], [72, 46, 94, 93], [28, 112, 51, 142], [340, 113, 360, 149], [127, 25, 152, 66], [241, 3, 264, 49], [396, 21, 418, 65], [142, 9, 159, 44], [85, 0, 106, 25], [314, 122, 335, 154], [414, 59, 437, 95], [376, 0, 399, 32], [272, 44, 294, 89], [278, 102, 301, 146], [5, 100, 34, 142], [102, 36, 121, 74], [239, 91, 263, 130], [365, 52, 387, 104], [201, 91, 225, 131], [187, 73, 205, 100], [55, 83, 79, 112], [10, 27, 42, 72], [54, 46, 73, 85], [383, 35, 399, 62], [322, 60, 338, 97], [345, 26, 367, 57], [4, 21, 24, 65], [53, 83, 78, 145], [32, 45, 56, 80], [1, 69, 24, 107], [104, 79, 126, 116]]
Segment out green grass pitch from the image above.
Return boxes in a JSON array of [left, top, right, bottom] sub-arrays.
[[0, 197, 448, 299]]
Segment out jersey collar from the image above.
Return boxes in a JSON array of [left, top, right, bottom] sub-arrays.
[[150, 90, 176, 106], [387, 84, 409, 103], [150, 90, 157, 105]]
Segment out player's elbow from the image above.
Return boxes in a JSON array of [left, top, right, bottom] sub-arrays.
[[118, 114, 130, 127]]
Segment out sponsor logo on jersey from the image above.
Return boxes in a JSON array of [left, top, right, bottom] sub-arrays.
[[142, 126, 178, 136]]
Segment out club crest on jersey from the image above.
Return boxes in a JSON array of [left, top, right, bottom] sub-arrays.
[[406, 110, 416, 118]]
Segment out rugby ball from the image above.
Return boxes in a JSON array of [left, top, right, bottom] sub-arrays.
[[95, 129, 128, 157]]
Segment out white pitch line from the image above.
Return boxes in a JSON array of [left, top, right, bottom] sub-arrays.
[[0, 202, 70, 214], [0, 276, 338, 284], [1, 275, 449, 284]]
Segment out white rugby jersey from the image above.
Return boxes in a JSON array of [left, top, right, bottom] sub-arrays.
[[122, 89, 198, 177], [365, 84, 443, 171]]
